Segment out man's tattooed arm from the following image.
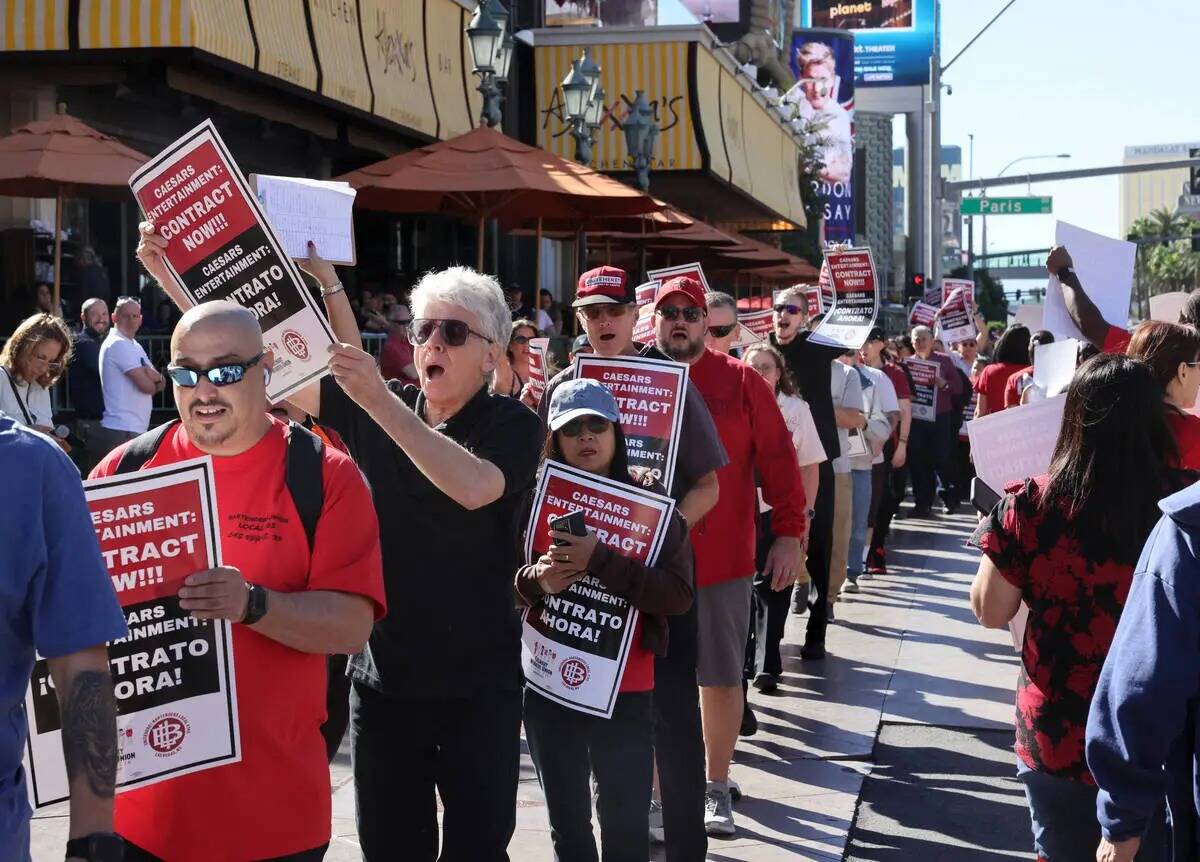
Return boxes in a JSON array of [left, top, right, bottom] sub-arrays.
[[47, 645, 118, 838]]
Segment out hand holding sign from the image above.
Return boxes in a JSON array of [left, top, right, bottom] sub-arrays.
[[296, 240, 338, 289], [327, 343, 390, 413], [137, 221, 192, 311], [178, 566, 250, 621], [548, 529, 600, 570], [531, 556, 586, 595]]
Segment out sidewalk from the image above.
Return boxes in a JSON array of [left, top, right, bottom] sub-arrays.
[[30, 507, 1025, 861]]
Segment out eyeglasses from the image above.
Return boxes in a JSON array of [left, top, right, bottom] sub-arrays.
[[511, 334, 531, 345], [707, 324, 736, 338], [409, 318, 495, 347], [559, 416, 612, 437], [580, 305, 630, 321], [773, 303, 804, 315], [656, 306, 705, 323], [167, 352, 264, 388]]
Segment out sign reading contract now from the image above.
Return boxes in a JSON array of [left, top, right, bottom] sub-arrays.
[[960, 196, 1053, 216]]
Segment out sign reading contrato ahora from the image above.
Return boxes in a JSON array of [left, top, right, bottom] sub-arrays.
[[25, 457, 239, 807], [129, 119, 336, 402]]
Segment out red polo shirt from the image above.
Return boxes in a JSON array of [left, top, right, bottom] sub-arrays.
[[688, 348, 806, 588], [1103, 326, 1131, 355], [92, 417, 385, 861]]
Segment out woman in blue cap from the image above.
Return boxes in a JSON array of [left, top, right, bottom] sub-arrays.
[[516, 377, 694, 862]]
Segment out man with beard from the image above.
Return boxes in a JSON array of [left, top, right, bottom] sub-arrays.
[[653, 276, 806, 837], [69, 298, 110, 471], [537, 265, 726, 859]]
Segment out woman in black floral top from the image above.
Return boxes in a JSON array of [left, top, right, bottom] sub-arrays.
[[969, 353, 1185, 862]]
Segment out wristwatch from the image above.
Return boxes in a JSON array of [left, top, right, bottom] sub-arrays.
[[1057, 265, 1075, 281], [65, 833, 123, 862], [242, 583, 269, 625]]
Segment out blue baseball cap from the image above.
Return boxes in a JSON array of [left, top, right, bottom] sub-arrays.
[[547, 378, 621, 431]]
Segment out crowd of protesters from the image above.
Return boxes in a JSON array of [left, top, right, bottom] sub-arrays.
[[12, 227, 1200, 862]]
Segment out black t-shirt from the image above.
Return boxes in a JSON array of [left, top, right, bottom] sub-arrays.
[[774, 331, 846, 463], [68, 328, 105, 420], [319, 377, 543, 698], [537, 344, 728, 504]]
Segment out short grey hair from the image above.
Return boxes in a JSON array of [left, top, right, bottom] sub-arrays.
[[705, 291, 736, 313], [911, 325, 933, 340], [409, 266, 511, 348], [114, 296, 141, 315], [777, 284, 811, 306]]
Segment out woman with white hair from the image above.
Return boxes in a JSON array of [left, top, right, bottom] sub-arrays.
[[135, 224, 544, 862]]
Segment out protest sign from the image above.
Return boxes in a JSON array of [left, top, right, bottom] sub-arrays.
[[575, 354, 688, 494], [960, 390, 978, 441], [942, 278, 974, 309], [906, 357, 938, 422], [1032, 338, 1079, 399], [1014, 304, 1044, 331], [1043, 222, 1135, 341], [938, 287, 975, 344], [967, 395, 1066, 495], [250, 174, 357, 265], [809, 247, 880, 350], [730, 323, 765, 350], [635, 281, 660, 306], [129, 119, 336, 401], [817, 260, 836, 312], [521, 461, 674, 718], [632, 280, 659, 344], [24, 458, 239, 807], [736, 309, 774, 346], [909, 301, 938, 328], [527, 337, 551, 402], [647, 262, 710, 292]]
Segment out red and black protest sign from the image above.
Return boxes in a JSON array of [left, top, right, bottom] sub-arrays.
[[938, 285, 975, 344], [25, 458, 239, 807], [733, 309, 774, 348], [632, 281, 660, 345], [909, 301, 938, 328], [960, 390, 978, 441], [647, 262, 710, 293], [521, 461, 674, 717], [527, 337, 551, 402], [129, 119, 335, 401], [818, 260, 836, 313], [809, 247, 880, 350], [906, 357, 939, 423], [574, 354, 689, 495]]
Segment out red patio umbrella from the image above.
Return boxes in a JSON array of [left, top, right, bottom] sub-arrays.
[[0, 105, 149, 309], [337, 126, 662, 270]]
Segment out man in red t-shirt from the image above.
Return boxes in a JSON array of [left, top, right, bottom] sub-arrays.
[[378, 303, 418, 383], [93, 302, 386, 862], [654, 277, 806, 838], [1046, 246, 1131, 354]]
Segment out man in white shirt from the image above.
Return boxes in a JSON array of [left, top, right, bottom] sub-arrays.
[[95, 297, 163, 459], [826, 360, 863, 615]]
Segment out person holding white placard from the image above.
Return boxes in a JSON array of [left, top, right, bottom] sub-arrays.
[[516, 379, 694, 862], [1046, 246, 1133, 355]]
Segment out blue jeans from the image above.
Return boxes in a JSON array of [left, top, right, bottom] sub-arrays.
[[846, 467, 874, 581], [1017, 761, 1166, 861]]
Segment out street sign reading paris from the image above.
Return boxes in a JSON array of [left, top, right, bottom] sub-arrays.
[[960, 197, 1053, 216]]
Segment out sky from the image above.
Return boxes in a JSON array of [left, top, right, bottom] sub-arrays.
[[930, 0, 1200, 256]]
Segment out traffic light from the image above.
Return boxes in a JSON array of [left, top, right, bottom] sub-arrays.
[[906, 272, 926, 301], [1191, 147, 1200, 196]]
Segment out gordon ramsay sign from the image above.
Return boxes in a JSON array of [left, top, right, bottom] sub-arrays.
[[129, 119, 336, 401], [574, 354, 688, 495]]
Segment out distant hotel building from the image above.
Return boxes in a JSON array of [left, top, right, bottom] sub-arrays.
[[1120, 142, 1200, 235]]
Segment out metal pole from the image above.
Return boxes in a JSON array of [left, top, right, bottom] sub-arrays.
[[52, 188, 63, 312], [928, 47, 942, 288]]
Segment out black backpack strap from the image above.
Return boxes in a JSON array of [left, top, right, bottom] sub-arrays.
[[284, 420, 325, 552], [114, 420, 180, 474]]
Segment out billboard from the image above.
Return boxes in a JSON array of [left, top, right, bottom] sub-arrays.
[[798, 0, 937, 87], [784, 29, 854, 242], [679, 0, 739, 23], [545, 0, 657, 26]]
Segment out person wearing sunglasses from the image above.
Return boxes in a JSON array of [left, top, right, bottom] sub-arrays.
[[770, 284, 862, 659], [493, 319, 540, 398], [535, 265, 726, 858], [279, 261, 545, 862], [653, 276, 807, 838], [0, 312, 73, 445], [517, 378, 694, 862], [88, 301, 386, 862], [379, 303, 418, 384], [703, 291, 740, 356]]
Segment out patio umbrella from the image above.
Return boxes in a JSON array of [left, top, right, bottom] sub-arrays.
[[337, 125, 662, 270], [0, 105, 149, 309]]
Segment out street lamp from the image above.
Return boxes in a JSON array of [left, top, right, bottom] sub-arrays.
[[981, 153, 1071, 256], [622, 90, 657, 192], [465, 0, 511, 128], [561, 54, 605, 165]]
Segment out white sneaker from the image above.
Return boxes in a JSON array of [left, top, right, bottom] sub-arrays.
[[728, 778, 743, 802], [843, 578, 860, 594], [649, 799, 665, 843], [704, 781, 736, 836]]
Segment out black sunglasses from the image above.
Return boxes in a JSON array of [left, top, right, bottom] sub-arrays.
[[560, 416, 612, 438], [773, 303, 804, 315], [707, 324, 736, 338], [656, 306, 705, 323], [167, 352, 264, 388], [409, 318, 495, 347], [511, 334, 531, 345], [580, 304, 630, 321]]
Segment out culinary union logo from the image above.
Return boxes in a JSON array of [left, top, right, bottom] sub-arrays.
[[559, 657, 590, 690], [282, 329, 310, 361], [144, 713, 190, 756]]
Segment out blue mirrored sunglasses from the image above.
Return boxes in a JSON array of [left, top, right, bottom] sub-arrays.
[[166, 352, 265, 388]]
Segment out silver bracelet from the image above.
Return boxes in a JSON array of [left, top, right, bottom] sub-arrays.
[[320, 281, 345, 297]]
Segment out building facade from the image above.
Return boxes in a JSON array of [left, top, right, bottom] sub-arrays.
[[1120, 142, 1200, 235]]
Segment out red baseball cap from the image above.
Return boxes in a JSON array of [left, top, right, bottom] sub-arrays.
[[574, 266, 633, 307], [653, 276, 708, 312]]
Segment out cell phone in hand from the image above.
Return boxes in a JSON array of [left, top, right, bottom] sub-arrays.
[[549, 511, 587, 546]]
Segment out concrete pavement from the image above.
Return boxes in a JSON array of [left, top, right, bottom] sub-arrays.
[[30, 506, 1027, 860]]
